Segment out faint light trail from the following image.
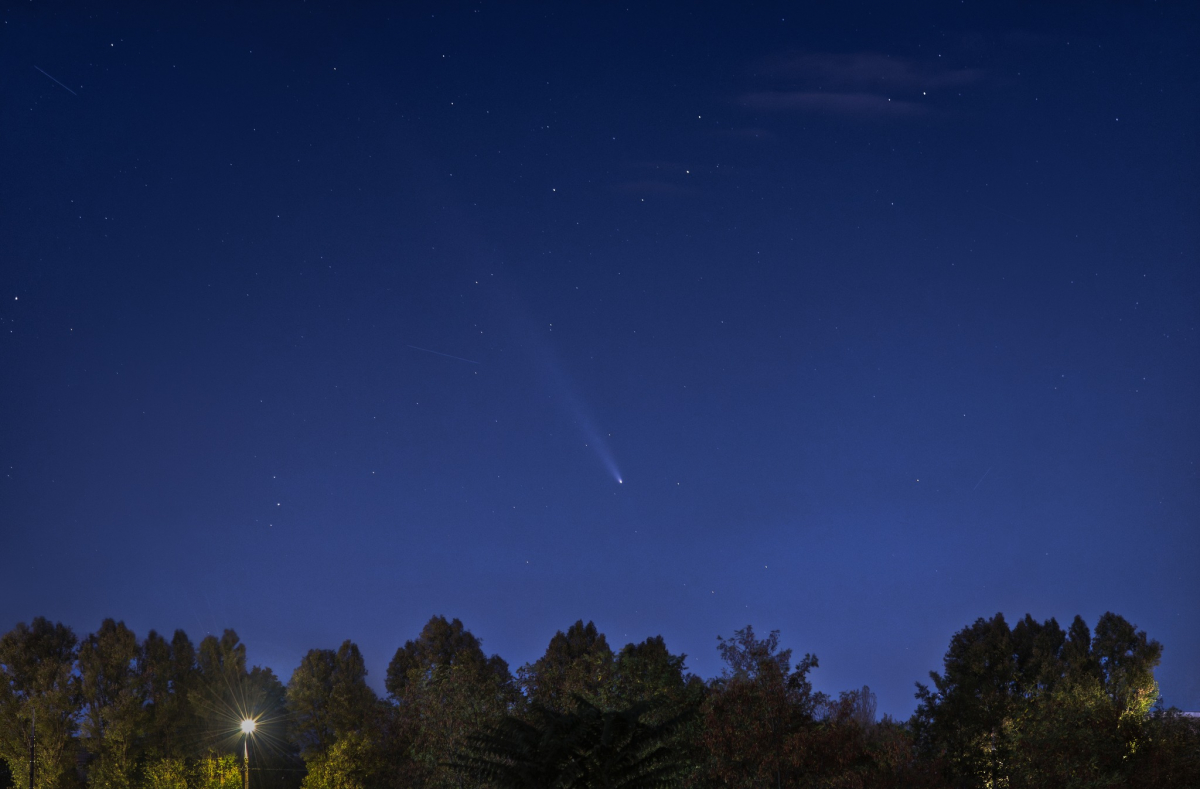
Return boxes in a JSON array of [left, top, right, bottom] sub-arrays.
[[406, 344, 480, 365], [972, 466, 993, 491], [34, 66, 77, 96]]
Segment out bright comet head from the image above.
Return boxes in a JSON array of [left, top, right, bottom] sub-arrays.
[[240, 719, 256, 734]]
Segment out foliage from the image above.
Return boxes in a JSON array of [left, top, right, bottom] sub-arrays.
[[700, 626, 826, 789], [190, 755, 241, 789], [140, 630, 203, 761], [452, 695, 691, 789], [612, 637, 696, 713], [518, 621, 615, 713], [78, 620, 146, 789], [138, 758, 189, 789], [288, 642, 378, 758], [0, 610, 1191, 789], [0, 618, 81, 789], [385, 616, 514, 789], [297, 733, 382, 789], [1126, 707, 1200, 789], [913, 611, 1163, 789]]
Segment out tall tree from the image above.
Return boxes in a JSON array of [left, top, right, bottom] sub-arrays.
[[612, 637, 689, 709], [193, 631, 286, 751], [452, 696, 691, 789], [1091, 611, 1162, 713], [914, 611, 1163, 789], [140, 630, 203, 761], [0, 619, 80, 789], [612, 637, 705, 789], [195, 630, 248, 734], [288, 641, 378, 758], [700, 626, 823, 789], [913, 613, 1019, 789], [77, 620, 145, 789], [296, 732, 383, 789], [518, 621, 614, 712], [141, 631, 193, 760], [386, 617, 514, 789]]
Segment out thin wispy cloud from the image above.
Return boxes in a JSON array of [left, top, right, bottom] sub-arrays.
[[740, 91, 926, 117], [739, 51, 983, 120], [760, 52, 983, 91]]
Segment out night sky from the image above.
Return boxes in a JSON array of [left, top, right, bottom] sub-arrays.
[[3, 1, 1197, 718]]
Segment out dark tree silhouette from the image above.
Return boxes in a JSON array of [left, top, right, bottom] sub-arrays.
[[451, 695, 691, 789]]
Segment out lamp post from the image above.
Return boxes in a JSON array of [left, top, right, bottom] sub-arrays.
[[28, 710, 35, 789], [240, 719, 255, 789]]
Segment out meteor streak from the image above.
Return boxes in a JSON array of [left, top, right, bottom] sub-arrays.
[[972, 466, 992, 491], [406, 345, 480, 365], [34, 66, 77, 96]]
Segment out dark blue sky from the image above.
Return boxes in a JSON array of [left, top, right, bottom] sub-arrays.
[[2, 1, 1197, 717]]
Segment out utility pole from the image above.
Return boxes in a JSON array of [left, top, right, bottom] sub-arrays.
[[28, 709, 35, 789]]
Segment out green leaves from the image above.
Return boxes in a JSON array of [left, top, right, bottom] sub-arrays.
[[287, 642, 378, 759], [297, 733, 380, 789], [0, 611, 1190, 789], [78, 619, 146, 789], [914, 611, 1167, 789], [0, 618, 80, 789], [385, 617, 515, 789], [519, 621, 614, 713]]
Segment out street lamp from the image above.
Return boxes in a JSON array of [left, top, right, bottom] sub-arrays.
[[240, 719, 255, 789]]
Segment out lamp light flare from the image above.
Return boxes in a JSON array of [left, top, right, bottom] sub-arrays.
[[241, 719, 256, 734]]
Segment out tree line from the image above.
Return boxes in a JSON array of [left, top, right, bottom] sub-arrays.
[[0, 611, 1196, 789]]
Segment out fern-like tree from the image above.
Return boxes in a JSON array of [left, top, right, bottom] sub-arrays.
[[451, 695, 691, 789]]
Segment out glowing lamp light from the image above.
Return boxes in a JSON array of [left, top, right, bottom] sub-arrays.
[[240, 719, 256, 735]]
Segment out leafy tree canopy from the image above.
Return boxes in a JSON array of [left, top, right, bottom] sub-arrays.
[[385, 617, 508, 701]]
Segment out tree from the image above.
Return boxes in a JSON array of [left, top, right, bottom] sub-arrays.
[[191, 754, 241, 789], [192, 630, 287, 756], [386, 617, 507, 700], [78, 620, 146, 789], [1091, 612, 1162, 714], [612, 637, 689, 709], [141, 630, 202, 761], [700, 626, 824, 789], [297, 733, 383, 789], [914, 611, 1163, 789], [138, 758, 188, 789], [194, 630, 248, 742], [1127, 707, 1200, 789], [288, 641, 379, 758], [518, 621, 614, 712], [913, 613, 1019, 788], [610, 637, 706, 788], [452, 696, 691, 789], [386, 617, 514, 789], [0, 618, 81, 789]]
